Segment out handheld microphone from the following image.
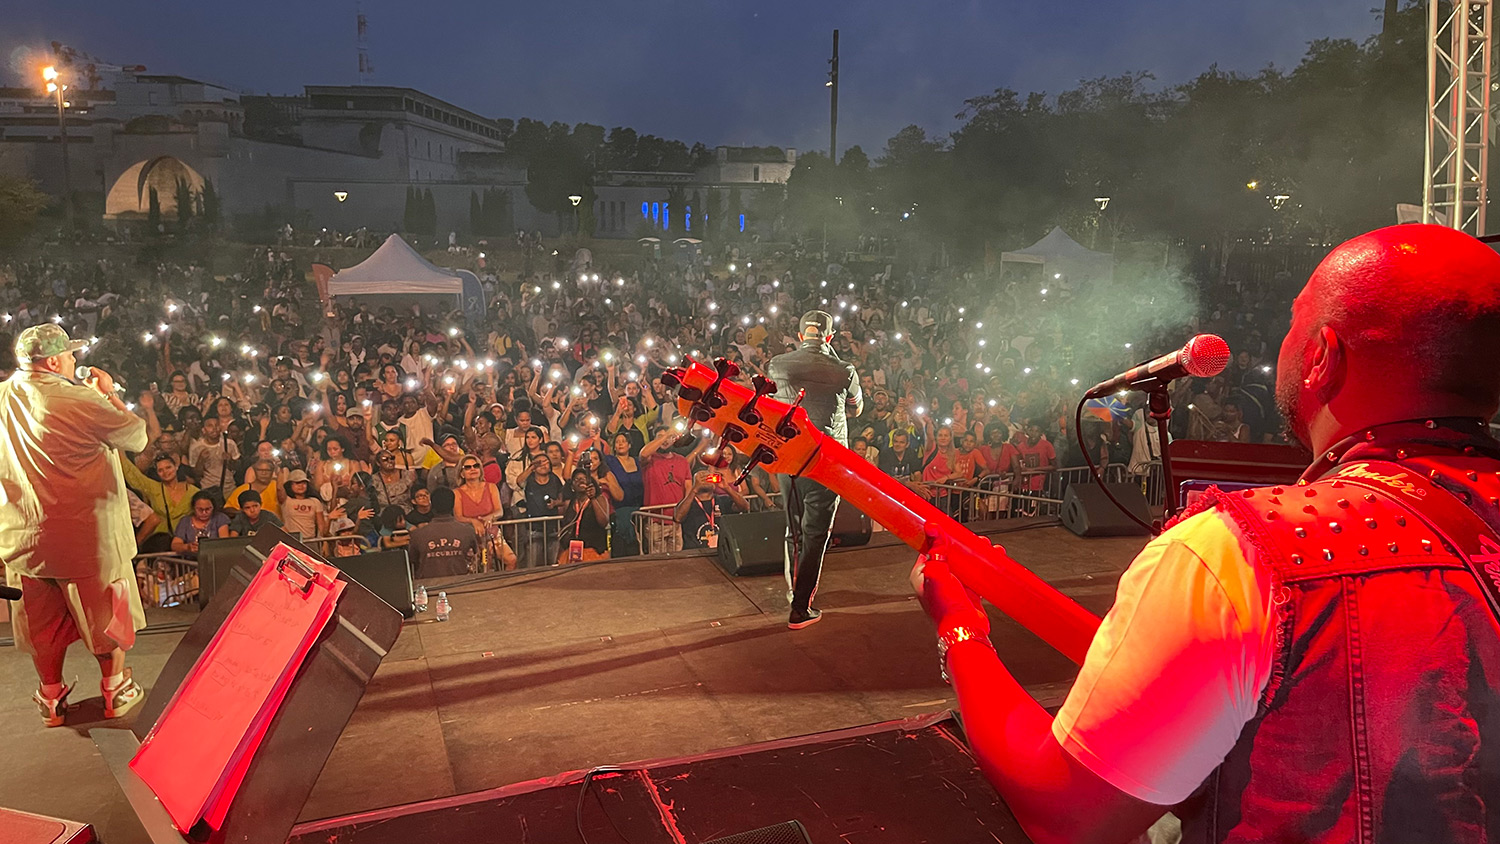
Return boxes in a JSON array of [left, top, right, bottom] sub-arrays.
[[1083, 334, 1230, 399], [0, 585, 21, 601], [75, 365, 93, 382]]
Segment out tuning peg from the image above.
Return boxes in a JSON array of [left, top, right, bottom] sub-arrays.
[[660, 369, 684, 388], [731, 444, 776, 488], [738, 374, 776, 426], [722, 424, 747, 445], [699, 446, 732, 469], [774, 389, 805, 440], [700, 357, 735, 410]]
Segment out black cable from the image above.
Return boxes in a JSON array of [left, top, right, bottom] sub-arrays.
[[576, 766, 639, 844], [1074, 397, 1157, 536]]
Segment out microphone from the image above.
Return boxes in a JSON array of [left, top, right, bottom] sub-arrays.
[[1083, 334, 1230, 399], [0, 585, 20, 601], [75, 365, 93, 382]]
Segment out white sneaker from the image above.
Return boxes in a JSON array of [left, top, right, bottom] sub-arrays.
[[33, 682, 73, 728], [103, 669, 145, 719]]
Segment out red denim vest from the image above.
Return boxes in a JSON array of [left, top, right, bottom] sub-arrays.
[[1176, 420, 1500, 843]]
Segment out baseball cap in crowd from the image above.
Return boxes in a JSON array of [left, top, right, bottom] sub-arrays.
[[437, 431, 462, 449], [286, 469, 310, 484], [344, 406, 365, 419], [329, 517, 357, 534], [799, 310, 834, 338], [15, 324, 88, 364]]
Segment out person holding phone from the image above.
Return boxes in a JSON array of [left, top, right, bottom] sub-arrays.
[[559, 466, 610, 564], [675, 469, 750, 551]]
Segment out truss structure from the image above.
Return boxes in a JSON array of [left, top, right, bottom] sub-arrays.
[[1425, 0, 1493, 235]]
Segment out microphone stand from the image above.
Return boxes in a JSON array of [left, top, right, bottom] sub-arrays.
[[1147, 386, 1178, 524]]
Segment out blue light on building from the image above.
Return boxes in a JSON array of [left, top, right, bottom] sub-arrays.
[[739, 214, 746, 233], [652, 202, 660, 226], [641, 202, 649, 218]]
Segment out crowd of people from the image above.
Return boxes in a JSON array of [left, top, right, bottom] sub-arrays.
[[0, 232, 1297, 579]]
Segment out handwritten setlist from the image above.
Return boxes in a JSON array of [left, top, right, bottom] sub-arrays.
[[130, 545, 345, 833]]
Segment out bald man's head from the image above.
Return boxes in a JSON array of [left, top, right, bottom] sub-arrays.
[[1276, 224, 1500, 445]]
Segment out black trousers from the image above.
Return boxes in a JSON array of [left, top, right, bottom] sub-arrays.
[[781, 475, 840, 611]]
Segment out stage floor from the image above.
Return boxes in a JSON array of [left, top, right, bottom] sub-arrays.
[[0, 519, 1148, 842]]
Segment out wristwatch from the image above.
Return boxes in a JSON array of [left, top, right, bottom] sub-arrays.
[[936, 624, 994, 684]]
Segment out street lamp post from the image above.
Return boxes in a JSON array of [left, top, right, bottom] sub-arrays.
[[42, 66, 73, 234], [568, 193, 583, 237]]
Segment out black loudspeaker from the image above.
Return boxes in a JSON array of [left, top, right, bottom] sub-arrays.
[[1061, 482, 1153, 537], [716, 510, 788, 577], [196, 535, 256, 608], [334, 549, 415, 617], [704, 820, 813, 844], [829, 503, 872, 548]]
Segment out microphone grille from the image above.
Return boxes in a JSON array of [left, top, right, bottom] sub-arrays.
[[1183, 334, 1231, 378]]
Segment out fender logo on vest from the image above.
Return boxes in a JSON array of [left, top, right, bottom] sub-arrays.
[[1335, 462, 1427, 498]]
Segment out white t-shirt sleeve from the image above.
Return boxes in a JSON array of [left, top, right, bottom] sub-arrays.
[[1051, 510, 1275, 805]]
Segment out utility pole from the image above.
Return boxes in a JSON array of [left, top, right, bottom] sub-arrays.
[[828, 29, 840, 163]]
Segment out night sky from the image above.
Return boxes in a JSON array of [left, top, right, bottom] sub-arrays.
[[4, 0, 1383, 155]]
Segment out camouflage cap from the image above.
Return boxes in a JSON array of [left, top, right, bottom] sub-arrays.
[[15, 324, 88, 364]]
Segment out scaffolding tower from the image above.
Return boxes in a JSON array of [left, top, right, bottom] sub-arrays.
[[1425, 0, 1493, 235]]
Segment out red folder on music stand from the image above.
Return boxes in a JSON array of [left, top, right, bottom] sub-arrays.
[[128, 545, 345, 835]]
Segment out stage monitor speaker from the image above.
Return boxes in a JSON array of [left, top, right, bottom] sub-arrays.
[[1061, 482, 1153, 538], [829, 503, 872, 548], [703, 820, 812, 844], [716, 510, 787, 577], [334, 549, 415, 617], [196, 535, 256, 608]]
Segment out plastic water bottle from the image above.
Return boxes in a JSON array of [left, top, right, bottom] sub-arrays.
[[435, 591, 451, 622], [414, 584, 428, 613]]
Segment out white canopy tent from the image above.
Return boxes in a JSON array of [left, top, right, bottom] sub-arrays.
[[1000, 226, 1114, 284], [326, 234, 465, 298]]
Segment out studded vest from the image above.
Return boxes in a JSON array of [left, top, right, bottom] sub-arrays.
[[1176, 419, 1500, 844]]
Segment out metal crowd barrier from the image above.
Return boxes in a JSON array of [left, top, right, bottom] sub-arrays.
[[488, 514, 565, 569]]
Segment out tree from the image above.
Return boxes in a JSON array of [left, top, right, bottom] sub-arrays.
[[403, 187, 418, 232], [174, 178, 195, 228], [147, 187, 162, 234], [665, 186, 687, 236], [0, 174, 49, 253], [579, 185, 598, 238], [725, 188, 743, 238], [421, 188, 437, 236]]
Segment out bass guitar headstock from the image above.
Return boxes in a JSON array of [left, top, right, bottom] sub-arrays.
[[660, 358, 824, 485]]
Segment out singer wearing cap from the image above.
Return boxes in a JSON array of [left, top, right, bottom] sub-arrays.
[[766, 310, 862, 629], [0, 324, 149, 728]]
